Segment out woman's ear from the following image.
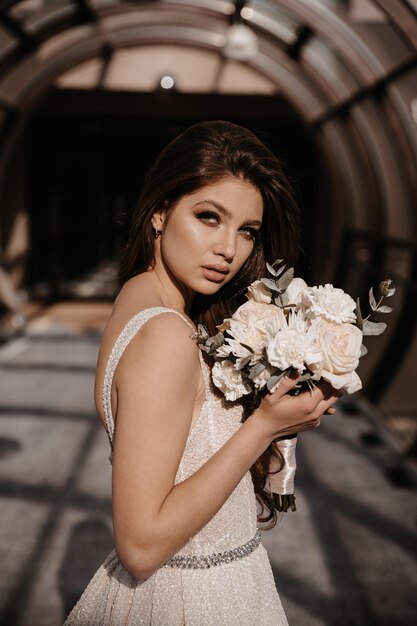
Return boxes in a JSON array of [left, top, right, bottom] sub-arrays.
[[151, 212, 165, 231]]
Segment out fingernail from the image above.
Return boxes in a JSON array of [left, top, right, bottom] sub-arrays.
[[288, 369, 300, 380]]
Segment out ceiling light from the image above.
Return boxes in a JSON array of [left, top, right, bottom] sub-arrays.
[[223, 24, 258, 61], [160, 75, 175, 90], [241, 7, 254, 20]]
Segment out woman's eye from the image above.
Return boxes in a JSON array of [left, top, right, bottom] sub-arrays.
[[196, 211, 219, 224], [240, 227, 259, 240]]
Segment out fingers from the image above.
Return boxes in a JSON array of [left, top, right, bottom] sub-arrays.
[[261, 377, 342, 439], [310, 380, 337, 401], [310, 391, 341, 421], [301, 382, 342, 407], [269, 369, 301, 399], [287, 385, 341, 433]]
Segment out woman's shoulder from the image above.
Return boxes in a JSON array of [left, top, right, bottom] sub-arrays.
[[98, 277, 196, 375], [110, 277, 194, 339], [95, 277, 198, 420]]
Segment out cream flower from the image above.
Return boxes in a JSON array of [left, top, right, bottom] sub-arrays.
[[311, 318, 363, 393], [285, 277, 308, 306], [211, 360, 251, 401], [217, 301, 281, 360], [231, 300, 278, 328], [215, 338, 252, 361], [302, 284, 356, 324], [247, 280, 272, 304], [266, 311, 323, 372]]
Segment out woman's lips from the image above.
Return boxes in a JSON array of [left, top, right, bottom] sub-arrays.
[[202, 267, 228, 283]]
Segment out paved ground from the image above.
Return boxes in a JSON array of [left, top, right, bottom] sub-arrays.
[[0, 305, 416, 626]]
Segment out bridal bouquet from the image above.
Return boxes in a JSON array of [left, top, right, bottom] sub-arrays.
[[193, 260, 394, 511]]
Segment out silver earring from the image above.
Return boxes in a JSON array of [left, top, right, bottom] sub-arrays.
[[154, 227, 161, 239]]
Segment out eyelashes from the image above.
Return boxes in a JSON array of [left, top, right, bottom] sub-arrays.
[[195, 211, 260, 241], [195, 211, 218, 224]]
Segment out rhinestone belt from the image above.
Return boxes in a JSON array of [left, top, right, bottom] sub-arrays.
[[163, 529, 261, 569]]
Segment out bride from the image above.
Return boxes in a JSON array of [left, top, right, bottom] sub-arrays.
[[64, 120, 340, 625]]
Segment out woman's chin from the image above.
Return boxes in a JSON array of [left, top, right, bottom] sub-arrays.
[[195, 280, 226, 295]]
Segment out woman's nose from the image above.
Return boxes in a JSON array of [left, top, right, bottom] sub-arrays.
[[214, 230, 236, 261]]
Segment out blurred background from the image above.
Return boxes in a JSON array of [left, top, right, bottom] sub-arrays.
[[0, 0, 416, 624]]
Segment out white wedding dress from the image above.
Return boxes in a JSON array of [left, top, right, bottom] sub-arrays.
[[64, 307, 288, 625]]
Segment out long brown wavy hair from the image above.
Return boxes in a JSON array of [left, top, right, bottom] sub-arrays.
[[119, 120, 301, 528]]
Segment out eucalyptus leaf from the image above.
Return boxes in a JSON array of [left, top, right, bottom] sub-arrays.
[[248, 362, 266, 379], [280, 291, 290, 307], [376, 305, 392, 313], [197, 323, 209, 337], [206, 332, 224, 350], [261, 277, 279, 291], [362, 320, 387, 336], [266, 262, 279, 277], [275, 264, 288, 279], [360, 344, 368, 357], [236, 355, 252, 370], [214, 332, 225, 345], [277, 267, 294, 290], [266, 260, 286, 278], [369, 287, 377, 311], [267, 371, 286, 392]]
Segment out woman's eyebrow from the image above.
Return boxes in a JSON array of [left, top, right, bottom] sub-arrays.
[[193, 199, 262, 226], [194, 199, 232, 218], [243, 219, 263, 227]]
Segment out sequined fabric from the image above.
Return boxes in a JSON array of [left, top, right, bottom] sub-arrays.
[[64, 307, 288, 625]]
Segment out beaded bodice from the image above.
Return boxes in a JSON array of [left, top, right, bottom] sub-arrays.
[[102, 307, 258, 556], [65, 310, 288, 625]]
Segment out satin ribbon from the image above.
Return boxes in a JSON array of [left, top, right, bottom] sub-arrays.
[[268, 435, 297, 495]]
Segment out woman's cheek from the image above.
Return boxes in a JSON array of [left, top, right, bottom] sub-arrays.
[[236, 239, 255, 269]]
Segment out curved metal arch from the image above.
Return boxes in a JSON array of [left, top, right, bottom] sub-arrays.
[[0, 2, 413, 238], [0, 1, 413, 245]]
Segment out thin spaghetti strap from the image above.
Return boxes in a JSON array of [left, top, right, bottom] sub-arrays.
[[102, 307, 196, 454]]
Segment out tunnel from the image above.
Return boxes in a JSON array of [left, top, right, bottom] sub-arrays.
[[0, 2, 417, 625]]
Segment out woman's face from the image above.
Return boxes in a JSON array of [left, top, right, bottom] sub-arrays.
[[152, 176, 263, 297]]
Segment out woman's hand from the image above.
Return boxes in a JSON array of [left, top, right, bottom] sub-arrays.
[[253, 372, 343, 441]]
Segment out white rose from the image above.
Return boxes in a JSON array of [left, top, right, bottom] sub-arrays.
[[231, 300, 278, 328], [218, 301, 280, 360], [302, 284, 356, 324], [266, 311, 323, 372], [211, 360, 251, 401], [311, 318, 363, 393], [247, 280, 272, 304], [285, 277, 308, 306]]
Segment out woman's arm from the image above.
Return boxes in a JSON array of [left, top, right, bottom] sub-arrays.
[[111, 314, 340, 580]]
